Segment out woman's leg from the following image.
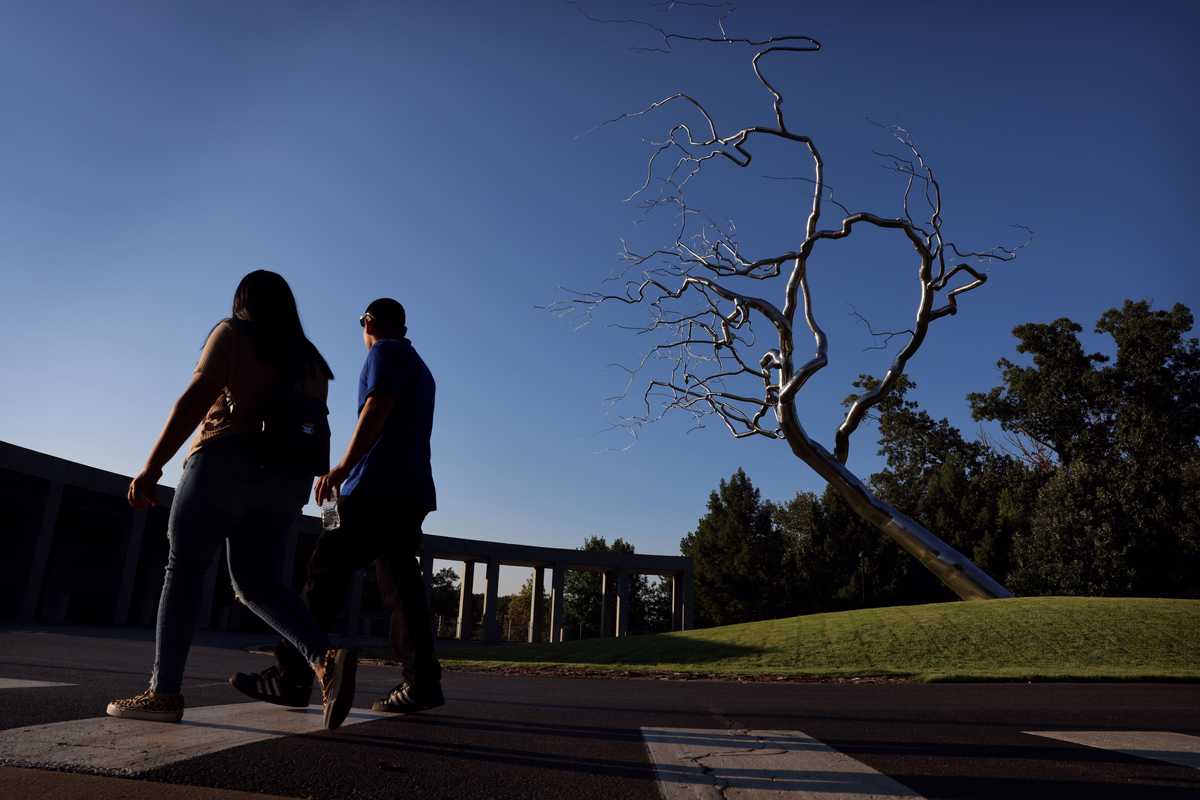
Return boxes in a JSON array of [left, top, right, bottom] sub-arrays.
[[149, 454, 229, 695], [228, 501, 375, 705], [230, 474, 360, 730], [227, 481, 331, 668]]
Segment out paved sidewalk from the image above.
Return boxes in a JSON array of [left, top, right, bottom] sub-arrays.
[[0, 766, 293, 799]]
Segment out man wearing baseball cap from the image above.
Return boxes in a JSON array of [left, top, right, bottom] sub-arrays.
[[230, 297, 443, 713]]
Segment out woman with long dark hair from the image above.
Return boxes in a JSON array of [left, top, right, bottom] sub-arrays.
[[107, 270, 358, 730]]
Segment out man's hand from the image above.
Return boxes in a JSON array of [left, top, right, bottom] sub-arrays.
[[315, 392, 394, 506], [314, 464, 350, 505], [128, 465, 163, 508]]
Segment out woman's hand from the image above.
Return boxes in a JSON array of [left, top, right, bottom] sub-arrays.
[[314, 464, 349, 505], [128, 465, 163, 508], [130, 372, 221, 510]]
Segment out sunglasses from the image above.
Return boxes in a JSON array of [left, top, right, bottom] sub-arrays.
[[359, 313, 373, 328]]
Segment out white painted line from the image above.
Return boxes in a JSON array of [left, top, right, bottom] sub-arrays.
[[1025, 730, 1200, 771], [641, 727, 925, 799], [0, 703, 391, 775], [0, 678, 75, 690]]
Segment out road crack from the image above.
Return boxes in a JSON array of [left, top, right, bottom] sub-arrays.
[[679, 730, 790, 799]]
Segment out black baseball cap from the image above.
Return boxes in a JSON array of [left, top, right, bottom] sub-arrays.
[[362, 297, 406, 330]]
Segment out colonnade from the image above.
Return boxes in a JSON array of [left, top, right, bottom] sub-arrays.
[[438, 558, 695, 643], [1, 440, 696, 641]]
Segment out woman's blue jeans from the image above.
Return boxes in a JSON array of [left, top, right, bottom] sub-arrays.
[[150, 439, 331, 695]]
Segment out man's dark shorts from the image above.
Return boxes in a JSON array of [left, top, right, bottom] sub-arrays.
[[277, 491, 438, 686], [308, 491, 425, 585]]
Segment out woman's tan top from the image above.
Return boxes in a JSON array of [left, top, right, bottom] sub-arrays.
[[187, 320, 329, 459]]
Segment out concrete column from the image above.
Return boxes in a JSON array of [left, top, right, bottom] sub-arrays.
[[197, 548, 221, 631], [482, 560, 500, 643], [343, 569, 365, 636], [671, 573, 684, 631], [682, 570, 695, 631], [600, 572, 617, 638], [615, 572, 632, 638], [113, 507, 147, 624], [527, 566, 545, 643], [549, 565, 565, 643], [20, 480, 63, 621], [456, 561, 475, 640]]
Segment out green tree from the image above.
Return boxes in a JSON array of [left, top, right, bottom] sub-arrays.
[[680, 469, 790, 626], [851, 374, 1042, 596], [563, 536, 659, 638], [967, 318, 1111, 465], [639, 578, 673, 634], [771, 301, 1198, 608], [429, 566, 460, 628], [971, 301, 1200, 596], [774, 374, 1045, 611], [564, 536, 611, 639], [502, 574, 549, 642], [495, 594, 515, 640], [776, 488, 863, 612]]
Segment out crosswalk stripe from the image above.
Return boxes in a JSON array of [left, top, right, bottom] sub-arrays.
[[0, 702, 391, 775], [1025, 730, 1200, 771], [641, 727, 925, 799], [0, 679, 75, 690]]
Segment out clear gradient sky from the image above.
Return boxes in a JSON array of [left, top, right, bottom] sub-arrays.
[[1, 1, 1197, 593]]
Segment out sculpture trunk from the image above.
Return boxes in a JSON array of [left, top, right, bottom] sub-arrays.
[[781, 412, 1012, 601]]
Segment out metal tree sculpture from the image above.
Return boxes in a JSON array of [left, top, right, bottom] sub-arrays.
[[554, 15, 1027, 600]]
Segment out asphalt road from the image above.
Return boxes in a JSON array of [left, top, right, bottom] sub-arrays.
[[0, 626, 1197, 799]]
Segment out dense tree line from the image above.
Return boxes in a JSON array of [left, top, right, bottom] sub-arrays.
[[680, 300, 1200, 626]]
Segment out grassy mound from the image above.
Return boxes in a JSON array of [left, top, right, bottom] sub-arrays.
[[431, 597, 1200, 682]]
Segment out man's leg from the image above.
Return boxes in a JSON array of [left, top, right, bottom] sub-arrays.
[[389, 551, 441, 685], [288, 522, 377, 670], [374, 559, 417, 685], [372, 510, 443, 712]]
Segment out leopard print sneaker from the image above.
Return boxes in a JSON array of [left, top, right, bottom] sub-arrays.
[[316, 647, 358, 730], [106, 689, 184, 722]]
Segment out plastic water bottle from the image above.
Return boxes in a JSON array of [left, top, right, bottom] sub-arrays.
[[320, 491, 340, 531]]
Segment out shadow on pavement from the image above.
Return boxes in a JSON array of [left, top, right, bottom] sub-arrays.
[[304, 716, 1200, 798]]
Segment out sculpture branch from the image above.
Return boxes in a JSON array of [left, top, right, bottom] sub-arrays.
[[552, 5, 1031, 600]]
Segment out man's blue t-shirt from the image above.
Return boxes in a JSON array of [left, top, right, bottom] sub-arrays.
[[341, 338, 436, 512]]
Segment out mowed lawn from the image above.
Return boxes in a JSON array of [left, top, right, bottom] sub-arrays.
[[427, 597, 1200, 682]]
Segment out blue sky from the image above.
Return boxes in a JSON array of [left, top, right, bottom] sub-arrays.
[[1, 1, 1197, 593]]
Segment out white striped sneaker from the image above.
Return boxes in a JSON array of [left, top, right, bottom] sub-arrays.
[[371, 680, 445, 714], [228, 665, 312, 708]]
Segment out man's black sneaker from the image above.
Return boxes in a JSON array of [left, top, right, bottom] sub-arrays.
[[228, 665, 312, 708], [371, 680, 445, 714]]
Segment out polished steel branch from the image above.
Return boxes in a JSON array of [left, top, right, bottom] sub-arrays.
[[560, 16, 1031, 600]]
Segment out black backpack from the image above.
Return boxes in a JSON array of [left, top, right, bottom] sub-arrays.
[[230, 319, 331, 477], [257, 378, 331, 478]]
